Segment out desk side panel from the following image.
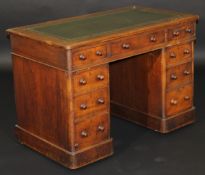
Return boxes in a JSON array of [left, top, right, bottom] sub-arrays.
[[12, 55, 71, 150]]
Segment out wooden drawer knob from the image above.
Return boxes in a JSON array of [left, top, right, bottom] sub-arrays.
[[97, 74, 104, 80], [97, 98, 105, 104], [184, 49, 190, 55], [171, 74, 177, 80], [173, 31, 180, 36], [185, 28, 192, 33], [150, 36, 157, 42], [98, 125, 105, 132], [81, 130, 88, 137], [79, 54, 86, 60], [184, 96, 190, 100], [122, 43, 130, 49], [74, 143, 79, 148], [80, 103, 87, 110], [170, 52, 176, 58], [79, 78, 87, 85], [170, 99, 178, 105], [96, 50, 103, 56], [184, 70, 190, 75]]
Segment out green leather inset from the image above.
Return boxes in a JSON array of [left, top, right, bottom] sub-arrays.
[[29, 7, 186, 41]]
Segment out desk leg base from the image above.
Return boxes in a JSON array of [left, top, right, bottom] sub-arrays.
[[111, 102, 195, 133], [160, 108, 195, 133], [15, 125, 113, 169]]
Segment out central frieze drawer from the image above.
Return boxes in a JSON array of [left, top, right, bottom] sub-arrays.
[[110, 30, 165, 55]]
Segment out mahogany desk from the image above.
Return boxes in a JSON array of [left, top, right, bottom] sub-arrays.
[[7, 5, 199, 169]]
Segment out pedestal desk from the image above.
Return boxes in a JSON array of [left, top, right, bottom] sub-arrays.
[[7, 5, 199, 169]]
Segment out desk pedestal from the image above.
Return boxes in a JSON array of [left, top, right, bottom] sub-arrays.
[[110, 49, 195, 133]]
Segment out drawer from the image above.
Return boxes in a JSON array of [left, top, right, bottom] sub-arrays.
[[166, 62, 193, 89], [74, 113, 109, 150], [167, 23, 195, 41], [73, 65, 109, 94], [72, 45, 107, 68], [74, 88, 109, 118], [111, 30, 165, 55], [166, 42, 192, 66], [166, 84, 193, 116]]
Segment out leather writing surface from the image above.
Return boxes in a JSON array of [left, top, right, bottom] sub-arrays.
[[28, 6, 187, 41]]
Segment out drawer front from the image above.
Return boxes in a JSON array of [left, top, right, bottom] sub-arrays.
[[166, 42, 192, 66], [167, 23, 195, 41], [111, 30, 165, 55], [73, 65, 109, 94], [166, 62, 193, 89], [72, 45, 107, 68], [74, 113, 109, 150], [74, 88, 109, 118], [166, 84, 193, 116]]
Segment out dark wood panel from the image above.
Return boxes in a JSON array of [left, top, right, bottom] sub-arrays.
[[110, 50, 163, 117], [12, 55, 70, 149]]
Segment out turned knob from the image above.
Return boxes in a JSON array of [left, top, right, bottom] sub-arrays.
[[170, 52, 176, 58], [184, 49, 190, 55], [80, 103, 87, 110], [184, 70, 190, 75], [97, 98, 105, 104], [81, 130, 88, 137], [184, 96, 190, 100], [185, 28, 192, 33], [79, 54, 86, 60], [79, 78, 87, 85], [74, 143, 79, 148], [173, 31, 180, 36], [97, 74, 104, 80], [150, 36, 157, 42], [171, 74, 177, 80], [98, 125, 105, 132], [170, 99, 178, 105], [122, 43, 130, 49], [96, 50, 103, 56]]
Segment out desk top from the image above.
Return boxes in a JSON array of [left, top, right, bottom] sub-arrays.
[[7, 5, 198, 48]]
